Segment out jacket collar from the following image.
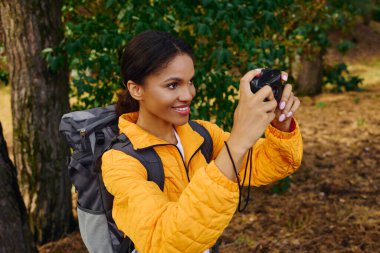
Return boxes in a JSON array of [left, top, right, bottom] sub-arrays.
[[119, 112, 204, 162]]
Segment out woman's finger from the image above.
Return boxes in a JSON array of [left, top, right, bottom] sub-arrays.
[[278, 91, 295, 122], [289, 97, 301, 115], [279, 84, 293, 110], [281, 71, 289, 82], [255, 85, 275, 102], [283, 92, 294, 117], [262, 99, 278, 113]]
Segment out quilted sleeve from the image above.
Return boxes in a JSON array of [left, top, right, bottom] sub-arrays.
[[102, 149, 239, 253], [196, 118, 303, 186], [238, 118, 303, 186]]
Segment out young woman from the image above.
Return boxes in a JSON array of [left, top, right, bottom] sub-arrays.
[[102, 31, 303, 253]]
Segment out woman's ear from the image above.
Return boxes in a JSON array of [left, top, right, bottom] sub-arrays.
[[127, 81, 144, 101]]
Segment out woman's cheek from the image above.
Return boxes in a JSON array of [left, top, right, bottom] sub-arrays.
[[191, 86, 196, 98]]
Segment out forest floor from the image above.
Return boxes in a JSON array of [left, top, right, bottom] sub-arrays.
[[220, 68, 380, 252], [219, 21, 380, 253], [35, 21, 380, 253]]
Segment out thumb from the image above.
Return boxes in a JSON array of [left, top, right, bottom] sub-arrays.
[[240, 68, 262, 96]]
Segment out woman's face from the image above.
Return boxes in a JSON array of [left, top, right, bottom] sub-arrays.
[[139, 53, 196, 127]]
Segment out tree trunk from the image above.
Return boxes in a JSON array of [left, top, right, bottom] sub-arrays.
[[0, 0, 74, 244], [297, 49, 323, 96], [0, 122, 37, 253]]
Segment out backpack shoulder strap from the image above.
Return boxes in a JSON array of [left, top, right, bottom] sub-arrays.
[[102, 134, 164, 253], [110, 134, 165, 191], [108, 125, 213, 253], [188, 120, 213, 163]]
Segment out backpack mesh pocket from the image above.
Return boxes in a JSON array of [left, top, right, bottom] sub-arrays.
[[77, 205, 114, 253]]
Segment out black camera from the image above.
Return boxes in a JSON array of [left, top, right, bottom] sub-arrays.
[[250, 69, 284, 102]]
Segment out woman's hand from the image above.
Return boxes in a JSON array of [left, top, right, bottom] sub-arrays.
[[215, 69, 277, 180], [271, 72, 301, 132], [228, 69, 278, 153], [215, 70, 300, 181]]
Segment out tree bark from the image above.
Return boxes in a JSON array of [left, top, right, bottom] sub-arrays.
[[0, 122, 37, 253], [0, 0, 74, 244], [297, 48, 323, 96]]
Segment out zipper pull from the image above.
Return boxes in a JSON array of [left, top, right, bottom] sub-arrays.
[[79, 128, 86, 137], [79, 128, 87, 151]]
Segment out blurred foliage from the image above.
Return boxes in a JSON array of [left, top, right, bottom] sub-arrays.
[[323, 63, 363, 92], [336, 40, 354, 54], [0, 45, 8, 86], [315, 101, 328, 108], [0, 69, 8, 86], [351, 0, 380, 23], [41, 48, 65, 72], [356, 117, 365, 127], [271, 176, 292, 194], [58, 0, 362, 130], [374, 6, 380, 22]]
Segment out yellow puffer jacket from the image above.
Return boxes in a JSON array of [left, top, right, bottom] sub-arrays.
[[102, 112, 303, 253]]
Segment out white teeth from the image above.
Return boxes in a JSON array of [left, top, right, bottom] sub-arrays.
[[174, 107, 189, 111]]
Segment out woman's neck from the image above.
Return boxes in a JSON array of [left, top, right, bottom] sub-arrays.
[[136, 109, 177, 144]]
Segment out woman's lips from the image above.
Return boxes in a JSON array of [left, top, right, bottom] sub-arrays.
[[172, 105, 190, 115]]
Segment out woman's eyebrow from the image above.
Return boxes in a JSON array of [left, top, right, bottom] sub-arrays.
[[164, 77, 182, 82], [163, 75, 195, 82]]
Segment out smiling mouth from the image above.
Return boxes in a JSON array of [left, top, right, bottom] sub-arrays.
[[173, 106, 189, 111], [172, 105, 190, 114]]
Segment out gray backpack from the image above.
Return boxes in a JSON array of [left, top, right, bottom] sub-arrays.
[[59, 105, 213, 253]]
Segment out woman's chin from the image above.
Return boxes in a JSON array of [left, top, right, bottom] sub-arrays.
[[171, 116, 190, 126]]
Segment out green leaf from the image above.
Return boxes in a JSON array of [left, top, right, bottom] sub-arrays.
[[105, 0, 115, 9], [315, 102, 328, 108], [336, 40, 353, 54], [41, 48, 53, 54]]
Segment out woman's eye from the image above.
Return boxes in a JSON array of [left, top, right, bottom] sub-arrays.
[[189, 79, 194, 86], [167, 82, 178, 89]]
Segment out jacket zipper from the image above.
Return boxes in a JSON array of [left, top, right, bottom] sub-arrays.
[[173, 145, 191, 182], [187, 145, 202, 169]]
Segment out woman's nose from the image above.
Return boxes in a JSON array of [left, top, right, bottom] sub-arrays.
[[179, 85, 194, 101]]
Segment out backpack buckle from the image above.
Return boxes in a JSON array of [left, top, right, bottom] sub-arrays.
[[95, 131, 105, 145]]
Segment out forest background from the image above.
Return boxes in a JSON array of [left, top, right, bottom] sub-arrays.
[[0, 0, 380, 252]]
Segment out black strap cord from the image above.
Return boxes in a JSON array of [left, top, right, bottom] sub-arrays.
[[118, 238, 133, 253], [224, 141, 253, 212]]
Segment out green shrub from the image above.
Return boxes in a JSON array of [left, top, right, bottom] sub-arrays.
[[323, 63, 363, 92], [60, 0, 359, 131], [0, 69, 8, 86]]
